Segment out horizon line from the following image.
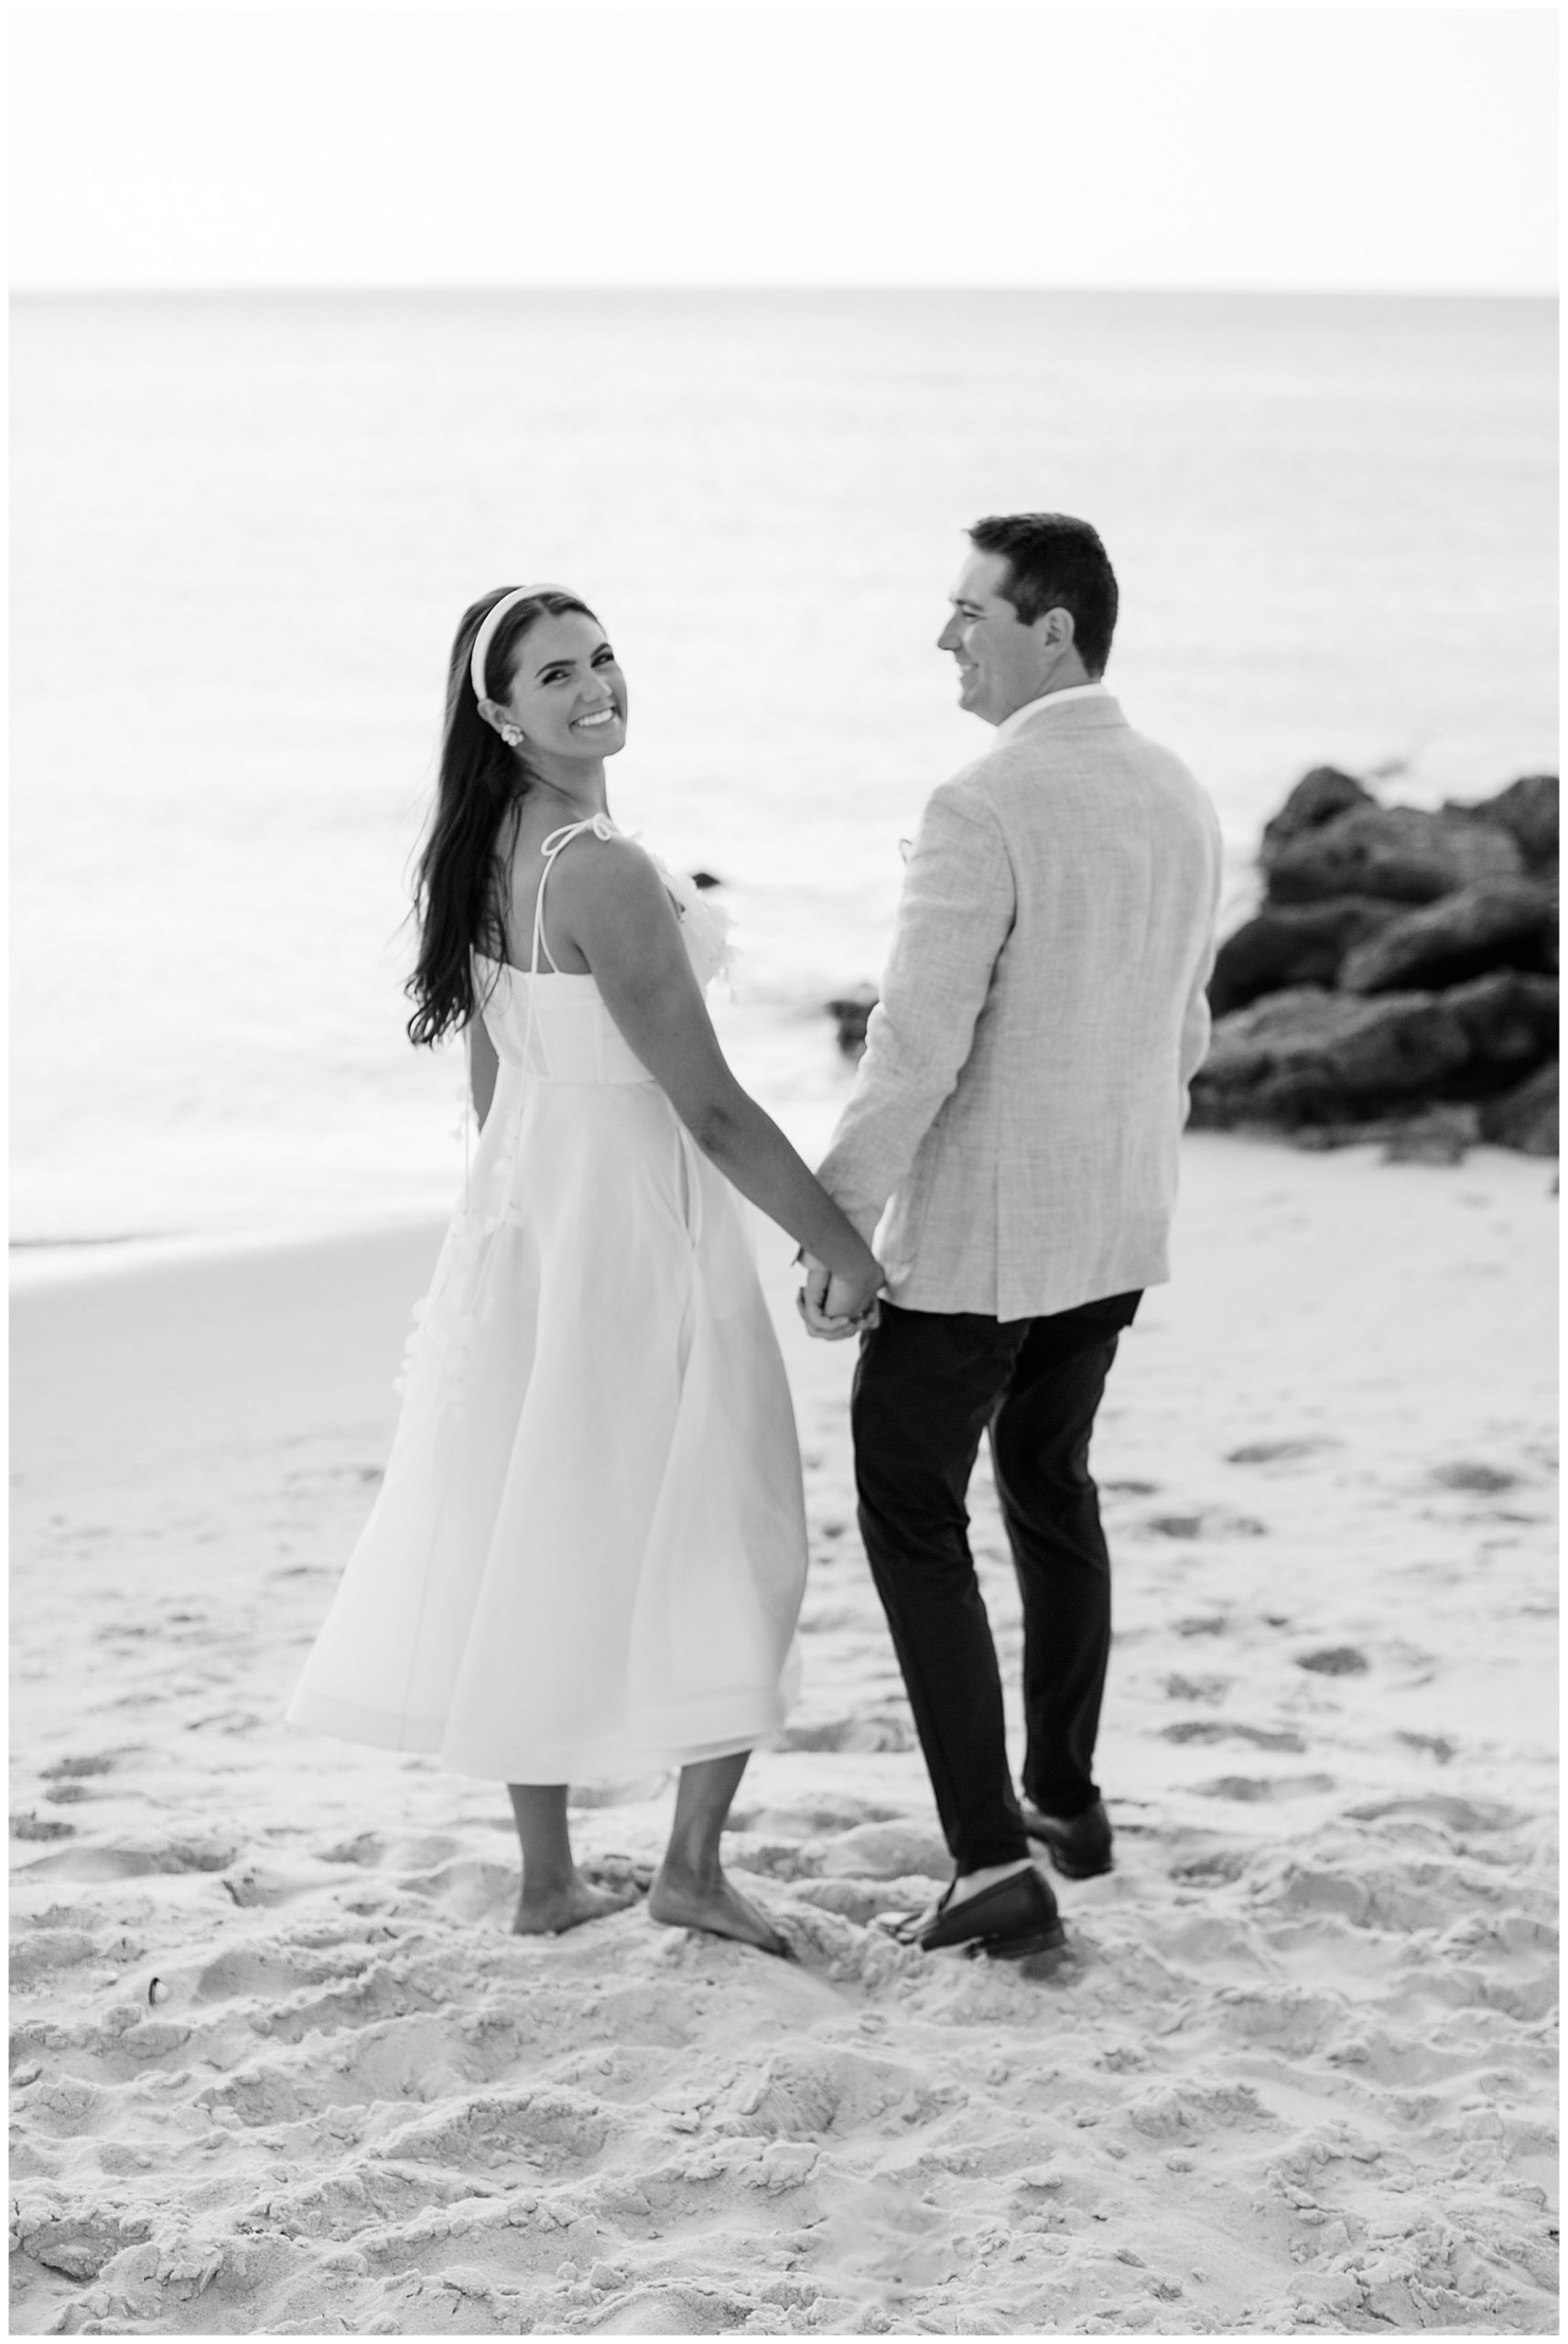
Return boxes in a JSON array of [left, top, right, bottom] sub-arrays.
[[9, 279, 1558, 302]]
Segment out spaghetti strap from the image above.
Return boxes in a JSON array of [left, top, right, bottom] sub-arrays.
[[531, 816, 617, 976]]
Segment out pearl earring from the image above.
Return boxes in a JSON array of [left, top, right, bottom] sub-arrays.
[[502, 726, 523, 748]]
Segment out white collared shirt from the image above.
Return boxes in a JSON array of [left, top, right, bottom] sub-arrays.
[[991, 680, 1111, 745]]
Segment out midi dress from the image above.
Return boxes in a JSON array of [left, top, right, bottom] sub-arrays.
[[287, 816, 808, 1781]]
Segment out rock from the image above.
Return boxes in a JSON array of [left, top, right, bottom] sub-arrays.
[[1263, 804, 1525, 906], [1338, 877, 1556, 994], [1381, 1105, 1482, 1165], [1456, 773, 1559, 870], [1189, 987, 1473, 1127], [1286, 1104, 1481, 1158], [1443, 969, 1557, 1087], [1479, 1060, 1559, 1156], [825, 984, 877, 1058], [1260, 766, 1376, 859], [689, 870, 723, 891], [1209, 898, 1403, 1015]]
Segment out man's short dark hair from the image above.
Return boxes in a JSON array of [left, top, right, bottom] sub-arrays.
[[968, 512, 1119, 678]]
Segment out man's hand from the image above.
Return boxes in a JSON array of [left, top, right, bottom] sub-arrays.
[[796, 1254, 881, 1342]]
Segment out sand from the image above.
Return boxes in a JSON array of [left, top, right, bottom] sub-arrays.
[[9, 1135, 1558, 2337]]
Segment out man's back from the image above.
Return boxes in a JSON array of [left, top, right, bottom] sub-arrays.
[[817, 691, 1223, 1318]]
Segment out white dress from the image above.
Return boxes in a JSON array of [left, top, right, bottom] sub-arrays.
[[287, 817, 807, 1782]]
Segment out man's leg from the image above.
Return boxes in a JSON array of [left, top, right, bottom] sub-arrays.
[[850, 1304, 1032, 1873], [989, 1292, 1141, 1820]]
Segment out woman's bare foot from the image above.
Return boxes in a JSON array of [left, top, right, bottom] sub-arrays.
[[648, 1861, 792, 1958], [511, 1874, 638, 1936]]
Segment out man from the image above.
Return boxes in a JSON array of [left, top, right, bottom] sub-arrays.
[[803, 512, 1222, 1959]]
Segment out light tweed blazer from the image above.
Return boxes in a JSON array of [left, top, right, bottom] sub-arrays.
[[817, 692, 1223, 1320]]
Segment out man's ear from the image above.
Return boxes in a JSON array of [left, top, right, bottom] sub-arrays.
[[1035, 606, 1076, 655]]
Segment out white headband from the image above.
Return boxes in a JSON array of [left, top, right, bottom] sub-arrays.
[[469, 581, 571, 703]]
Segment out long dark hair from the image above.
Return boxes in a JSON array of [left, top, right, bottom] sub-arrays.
[[406, 586, 598, 1047]]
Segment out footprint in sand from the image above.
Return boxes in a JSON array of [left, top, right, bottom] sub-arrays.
[[1195, 1774, 1336, 1803], [1162, 1721, 1307, 1752], [1431, 1460, 1519, 1493], [1226, 1438, 1340, 1466], [391, 1855, 521, 1923], [1395, 1731, 1456, 1763], [737, 1794, 901, 1837], [810, 1818, 950, 1881], [568, 1777, 669, 1810], [221, 1860, 330, 1908], [797, 1603, 859, 1634], [1295, 1646, 1369, 1677], [1146, 1508, 1267, 1540], [318, 1829, 387, 1867], [792, 1875, 930, 1925], [780, 1716, 916, 1754], [1124, 2078, 1271, 2139], [11, 1927, 106, 1991], [1345, 1792, 1524, 1833], [1169, 1846, 1250, 1883], [194, 1944, 353, 2003], [380, 2085, 615, 2171], [1162, 1672, 1231, 1703]]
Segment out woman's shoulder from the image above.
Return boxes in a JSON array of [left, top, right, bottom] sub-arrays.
[[538, 827, 676, 954], [546, 821, 664, 899]]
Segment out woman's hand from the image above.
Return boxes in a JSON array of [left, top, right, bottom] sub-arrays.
[[798, 1251, 884, 1340]]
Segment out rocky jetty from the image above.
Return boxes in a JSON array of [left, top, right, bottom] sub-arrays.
[[1195, 769, 1558, 1156]]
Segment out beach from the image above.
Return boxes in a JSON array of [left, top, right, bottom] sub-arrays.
[[10, 1132, 1558, 2338]]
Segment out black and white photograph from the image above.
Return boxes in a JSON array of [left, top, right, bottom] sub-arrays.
[[9, 3, 1558, 2334]]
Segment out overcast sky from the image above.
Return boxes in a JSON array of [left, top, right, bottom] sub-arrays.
[[9, 3, 1558, 293]]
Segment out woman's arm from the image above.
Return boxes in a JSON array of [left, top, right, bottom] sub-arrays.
[[547, 836, 881, 1305], [468, 1014, 500, 1129]]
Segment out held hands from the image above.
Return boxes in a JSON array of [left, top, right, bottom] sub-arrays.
[[795, 1251, 884, 1342]]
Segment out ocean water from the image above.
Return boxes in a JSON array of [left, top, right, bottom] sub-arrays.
[[11, 291, 1557, 1249]]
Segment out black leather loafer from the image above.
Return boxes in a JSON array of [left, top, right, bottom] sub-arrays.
[[917, 1864, 1065, 1958], [1022, 1796, 1114, 1880]]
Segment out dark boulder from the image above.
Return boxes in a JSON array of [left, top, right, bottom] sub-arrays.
[[1189, 986, 1473, 1128], [1338, 878, 1557, 995], [1262, 805, 1526, 906], [1479, 1060, 1559, 1156], [1454, 773, 1559, 872], [826, 984, 878, 1058], [689, 869, 723, 892], [1442, 970, 1558, 1090], [1209, 898, 1403, 1016], [1260, 767, 1375, 860]]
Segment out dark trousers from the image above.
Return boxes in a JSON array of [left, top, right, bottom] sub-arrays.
[[850, 1290, 1141, 1872]]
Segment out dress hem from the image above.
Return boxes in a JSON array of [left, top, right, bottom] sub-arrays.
[[286, 1685, 789, 1785]]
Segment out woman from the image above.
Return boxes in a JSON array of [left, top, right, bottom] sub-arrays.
[[288, 584, 881, 1956]]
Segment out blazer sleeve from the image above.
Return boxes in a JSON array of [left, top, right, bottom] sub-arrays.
[[1176, 812, 1224, 1122], [1176, 947, 1214, 1125], [816, 787, 1015, 1243]]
